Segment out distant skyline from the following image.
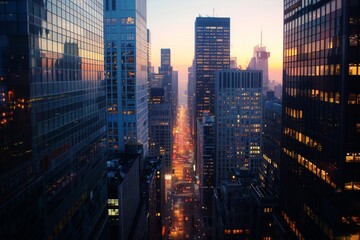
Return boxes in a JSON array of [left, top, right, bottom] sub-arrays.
[[148, 0, 283, 99]]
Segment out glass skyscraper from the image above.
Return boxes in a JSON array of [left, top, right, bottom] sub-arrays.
[[0, 0, 107, 239], [281, 0, 360, 238], [195, 17, 230, 119], [104, 0, 149, 156]]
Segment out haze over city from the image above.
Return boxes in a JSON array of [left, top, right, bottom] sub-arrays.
[[148, 0, 284, 101]]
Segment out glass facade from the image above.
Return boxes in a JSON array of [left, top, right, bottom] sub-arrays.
[[0, 0, 107, 239], [195, 17, 230, 119], [104, 0, 149, 156], [215, 70, 262, 186], [281, 0, 360, 238]]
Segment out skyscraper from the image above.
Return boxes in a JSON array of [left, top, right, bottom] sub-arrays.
[[159, 48, 177, 127], [215, 70, 262, 186], [260, 99, 282, 198], [281, 0, 360, 238], [148, 88, 172, 173], [196, 112, 215, 216], [172, 70, 179, 120], [195, 17, 230, 119], [105, 0, 149, 156], [0, 0, 107, 238], [187, 60, 196, 136], [247, 33, 270, 93]]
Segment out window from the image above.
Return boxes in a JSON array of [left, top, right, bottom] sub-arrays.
[[349, 64, 358, 75], [108, 209, 119, 216]]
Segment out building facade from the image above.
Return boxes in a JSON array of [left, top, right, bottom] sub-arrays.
[[281, 0, 360, 238], [196, 112, 215, 216], [260, 100, 282, 198], [215, 70, 262, 186], [0, 0, 107, 239], [159, 48, 177, 127], [195, 17, 230, 120], [107, 147, 141, 240], [104, 0, 149, 156], [187, 60, 196, 137], [213, 168, 256, 240], [148, 88, 172, 173], [172, 70, 179, 122]]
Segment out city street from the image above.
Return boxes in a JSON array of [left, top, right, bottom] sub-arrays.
[[165, 106, 203, 239]]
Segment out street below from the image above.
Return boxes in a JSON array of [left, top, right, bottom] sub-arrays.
[[165, 106, 203, 239]]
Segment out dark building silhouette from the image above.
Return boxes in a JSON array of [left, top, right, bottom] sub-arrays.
[[147, 157, 165, 240], [280, 0, 360, 239], [0, 1, 107, 239], [213, 168, 256, 239], [196, 112, 215, 217]]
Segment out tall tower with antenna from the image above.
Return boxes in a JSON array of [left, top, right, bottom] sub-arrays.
[[247, 29, 270, 93]]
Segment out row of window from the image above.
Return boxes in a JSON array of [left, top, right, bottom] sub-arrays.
[[285, 107, 303, 119], [282, 211, 304, 240], [284, 127, 322, 151], [285, 87, 341, 105], [283, 147, 336, 189], [304, 204, 333, 239], [285, 64, 341, 77]]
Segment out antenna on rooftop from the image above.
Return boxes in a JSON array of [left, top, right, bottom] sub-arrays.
[[213, 8, 215, 17], [260, 28, 263, 47]]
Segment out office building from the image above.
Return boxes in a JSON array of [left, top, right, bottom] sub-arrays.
[[250, 97, 281, 239], [147, 29, 152, 84], [107, 146, 142, 240], [215, 70, 262, 186], [196, 112, 215, 216], [159, 49, 177, 127], [281, 0, 360, 238], [172, 70, 179, 120], [187, 60, 196, 137], [260, 100, 282, 198], [195, 17, 230, 119], [158, 49, 172, 101], [213, 168, 256, 240], [274, 83, 282, 99], [146, 157, 165, 240], [150, 72, 164, 89], [148, 88, 172, 173], [104, 0, 149, 156], [250, 184, 277, 240], [0, 0, 107, 239]]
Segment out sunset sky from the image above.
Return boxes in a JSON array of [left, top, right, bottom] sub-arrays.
[[148, 0, 283, 103]]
